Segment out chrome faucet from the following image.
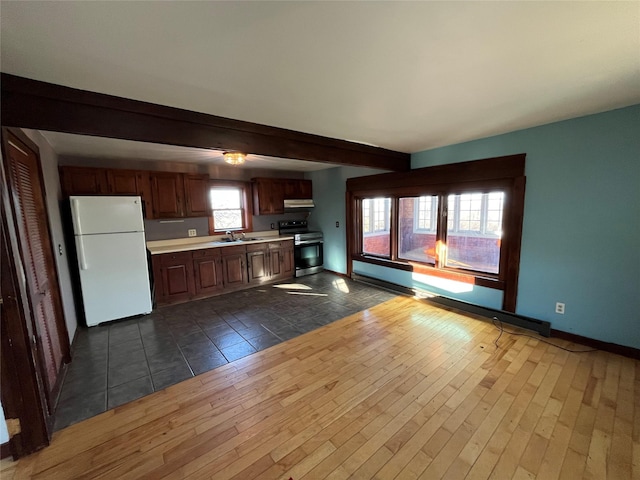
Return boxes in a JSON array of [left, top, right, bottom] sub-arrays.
[[226, 231, 236, 241]]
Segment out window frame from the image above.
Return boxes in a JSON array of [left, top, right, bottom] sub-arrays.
[[208, 180, 253, 234], [346, 154, 526, 312]]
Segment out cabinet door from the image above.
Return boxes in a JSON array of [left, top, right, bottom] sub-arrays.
[[107, 169, 138, 195], [106, 169, 153, 219], [221, 246, 247, 289], [247, 246, 270, 285], [59, 166, 108, 196], [184, 174, 210, 217], [155, 252, 194, 304], [269, 247, 284, 279], [269, 241, 294, 280], [298, 180, 312, 199], [282, 242, 295, 277], [151, 172, 185, 218], [252, 178, 284, 215], [194, 253, 224, 296]]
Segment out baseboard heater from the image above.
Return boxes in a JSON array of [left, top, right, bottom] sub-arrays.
[[351, 273, 551, 337]]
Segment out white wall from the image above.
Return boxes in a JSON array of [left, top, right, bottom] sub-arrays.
[[23, 130, 78, 344]]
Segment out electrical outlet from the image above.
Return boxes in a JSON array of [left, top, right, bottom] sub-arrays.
[[555, 302, 565, 314], [188, 229, 197, 237], [335, 221, 340, 228], [271, 223, 275, 229]]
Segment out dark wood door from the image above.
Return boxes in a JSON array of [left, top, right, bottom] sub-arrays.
[[193, 250, 224, 295], [157, 252, 194, 303], [269, 241, 295, 280], [184, 174, 210, 217], [298, 179, 312, 199], [2, 131, 70, 420], [247, 246, 270, 285], [106, 169, 138, 195], [151, 172, 185, 218], [221, 246, 247, 289], [1, 219, 50, 457], [107, 169, 153, 219], [252, 178, 284, 215], [59, 166, 108, 196]]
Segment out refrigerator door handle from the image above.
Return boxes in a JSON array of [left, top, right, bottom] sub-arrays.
[[71, 198, 82, 235], [76, 236, 88, 270]]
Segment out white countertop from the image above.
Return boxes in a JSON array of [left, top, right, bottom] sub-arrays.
[[146, 231, 294, 255]]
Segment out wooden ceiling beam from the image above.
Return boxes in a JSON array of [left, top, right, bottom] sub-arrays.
[[1, 74, 410, 172]]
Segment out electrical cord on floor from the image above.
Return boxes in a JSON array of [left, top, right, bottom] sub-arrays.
[[492, 317, 598, 353]]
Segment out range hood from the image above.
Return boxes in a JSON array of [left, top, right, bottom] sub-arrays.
[[284, 199, 315, 210]]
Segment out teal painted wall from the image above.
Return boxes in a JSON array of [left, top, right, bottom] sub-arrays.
[[307, 166, 385, 274], [312, 105, 640, 348]]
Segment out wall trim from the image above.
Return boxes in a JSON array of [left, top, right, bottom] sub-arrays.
[[550, 329, 640, 360]]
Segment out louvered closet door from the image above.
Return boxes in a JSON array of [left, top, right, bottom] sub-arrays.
[[4, 132, 69, 413]]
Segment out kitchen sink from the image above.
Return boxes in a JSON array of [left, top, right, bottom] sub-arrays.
[[240, 237, 263, 241]]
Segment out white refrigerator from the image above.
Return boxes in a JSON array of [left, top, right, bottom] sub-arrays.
[[71, 196, 152, 326]]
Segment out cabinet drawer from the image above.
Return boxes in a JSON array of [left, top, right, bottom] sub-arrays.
[[192, 248, 221, 259], [221, 245, 246, 256], [246, 243, 268, 252], [159, 251, 193, 266], [268, 240, 292, 249]]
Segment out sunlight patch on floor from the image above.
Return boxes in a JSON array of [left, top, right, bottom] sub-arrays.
[[332, 278, 350, 293], [273, 283, 312, 291], [287, 292, 329, 297]]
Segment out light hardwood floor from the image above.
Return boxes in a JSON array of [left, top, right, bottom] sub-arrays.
[[3, 296, 639, 479]]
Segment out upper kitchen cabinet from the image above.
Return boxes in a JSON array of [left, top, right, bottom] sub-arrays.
[[150, 172, 209, 219], [107, 169, 153, 218], [183, 174, 210, 217], [252, 178, 284, 215], [252, 177, 312, 215], [60, 166, 108, 196], [150, 172, 185, 218], [283, 179, 312, 200]]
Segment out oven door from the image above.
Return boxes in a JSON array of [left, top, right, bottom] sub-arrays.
[[294, 240, 323, 276]]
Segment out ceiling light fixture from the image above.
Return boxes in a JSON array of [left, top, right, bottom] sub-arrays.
[[223, 152, 246, 166]]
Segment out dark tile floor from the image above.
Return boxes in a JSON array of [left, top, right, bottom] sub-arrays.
[[54, 272, 397, 430]]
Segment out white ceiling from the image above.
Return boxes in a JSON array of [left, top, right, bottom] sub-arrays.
[[2, 1, 639, 158]]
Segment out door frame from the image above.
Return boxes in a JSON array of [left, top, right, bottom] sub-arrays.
[[0, 127, 70, 457]]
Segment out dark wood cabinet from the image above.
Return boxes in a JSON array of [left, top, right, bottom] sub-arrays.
[[247, 244, 270, 285], [153, 252, 194, 304], [60, 166, 108, 196], [296, 180, 312, 199], [60, 167, 209, 219], [252, 178, 284, 215], [252, 177, 312, 215], [150, 172, 185, 218], [193, 248, 224, 296], [221, 245, 248, 290], [152, 240, 294, 306], [106, 169, 153, 218], [183, 174, 210, 217], [269, 240, 294, 280], [106, 169, 138, 195]]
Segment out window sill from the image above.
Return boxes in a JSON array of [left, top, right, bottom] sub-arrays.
[[352, 254, 504, 290]]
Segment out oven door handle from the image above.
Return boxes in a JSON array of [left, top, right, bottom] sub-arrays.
[[296, 239, 324, 246]]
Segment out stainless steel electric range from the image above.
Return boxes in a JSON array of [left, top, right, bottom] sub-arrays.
[[278, 220, 323, 277]]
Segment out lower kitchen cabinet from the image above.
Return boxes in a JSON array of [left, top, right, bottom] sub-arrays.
[[153, 252, 194, 304], [221, 246, 248, 290], [247, 244, 270, 285], [151, 240, 295, 306], [193, 249, 224, 296], [269, 241, 294, 280]]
